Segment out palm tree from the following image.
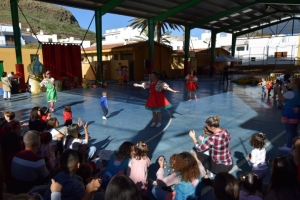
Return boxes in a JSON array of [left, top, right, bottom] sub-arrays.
[[127, 17, 184, 43], [133, 27, 172, 45]]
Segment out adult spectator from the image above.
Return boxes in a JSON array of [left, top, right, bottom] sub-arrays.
[[1, 72, 12, 100], [275, 77, 300, 152], [0, 121, 24, 189], [222, 65, 229, 84], [265, 156, 300, 200], [152, 151, 205, 200], [292, 137, 300, 182], [11, 130, 49, 194], [29, 106, 45, 132], [189, 116, 233, 183]]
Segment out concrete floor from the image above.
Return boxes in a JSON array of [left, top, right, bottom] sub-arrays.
[[1, 74, 291, 199]]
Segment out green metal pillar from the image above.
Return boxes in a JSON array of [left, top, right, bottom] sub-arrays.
[[210, 31, 216, 62], [10, 0, 22, 64], [148, 18, 154, 73], [95, 8, 103, 82], [292, 17, 294, 35], [184, 24, 191, 76], [231, 34, 237, 57]]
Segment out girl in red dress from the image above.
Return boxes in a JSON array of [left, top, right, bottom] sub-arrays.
[[134, 71, 179, 128], [185, 69, 199, 101]]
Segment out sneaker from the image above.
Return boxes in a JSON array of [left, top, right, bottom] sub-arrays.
[[188, 98, 192, 101], [156, 122, 161, 128], [150, 122, 156, 127], [195, 98, 198, 101], [3, 98, 6, 100], [278, 146, 292, 152], [102, 116, 107, 120]]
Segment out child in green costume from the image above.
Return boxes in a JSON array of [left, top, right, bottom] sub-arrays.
[[40, 71, 57, 112]]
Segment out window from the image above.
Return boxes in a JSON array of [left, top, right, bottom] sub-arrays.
[[121, 53, 133, 60], [236, 46, 245, 51], [274, 52, 287, 58], [30, 54, 39, 62], [105, 55, 109, 61], [91, 56, 94, 62], [5, 35, 14, 46], [250, 57, 256, 61], [48, 38, 53, 43], [177, 46, 180, 50], [114, 54, 119, 60]]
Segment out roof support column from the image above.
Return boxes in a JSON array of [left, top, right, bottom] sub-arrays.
[[95, 7, 103, 82], [10, 0, 22, 64], [292, 17, 294, 35], [10, 0, 25, 92], [231, 34, 237, 57], [210, 31, 217, 62], [148, 18, 154, 73], [184, 24, 191, 76]]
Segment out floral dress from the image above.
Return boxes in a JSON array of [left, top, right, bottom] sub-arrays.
[[142, 80, 171, 110]]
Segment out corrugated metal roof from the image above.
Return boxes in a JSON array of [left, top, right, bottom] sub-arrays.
[[33, 0, 300, 34]]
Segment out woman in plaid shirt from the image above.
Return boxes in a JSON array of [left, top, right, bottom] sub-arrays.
[[189, 116, 233, 180]]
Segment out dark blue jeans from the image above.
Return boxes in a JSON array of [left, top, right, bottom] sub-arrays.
[[284, 123, 298, 148]]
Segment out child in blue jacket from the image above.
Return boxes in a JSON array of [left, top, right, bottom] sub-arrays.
[[100, 91, 108, 120]]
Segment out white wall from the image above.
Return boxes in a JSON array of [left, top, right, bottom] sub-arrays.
[[0, 24, 14, 32]]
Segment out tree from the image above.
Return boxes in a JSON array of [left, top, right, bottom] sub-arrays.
[[133, 27, 172, 45], [127, 17, 184, 43]]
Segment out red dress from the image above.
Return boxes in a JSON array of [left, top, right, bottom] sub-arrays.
[[185, 75, 198, 91], [145, 80, 171, 110]]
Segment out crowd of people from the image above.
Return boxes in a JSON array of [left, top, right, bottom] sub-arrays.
[[1, 71, 300, 200]]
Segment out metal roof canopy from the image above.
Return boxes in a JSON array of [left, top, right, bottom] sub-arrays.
[[32, 0, 300, 34]]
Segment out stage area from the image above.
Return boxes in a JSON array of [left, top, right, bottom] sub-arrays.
[[1, 76, 290, 199]]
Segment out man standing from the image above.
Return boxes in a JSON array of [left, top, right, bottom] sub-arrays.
[[222, 65, 229, 84], [115, 63, 123, 85], [11, 130, 49, 194]]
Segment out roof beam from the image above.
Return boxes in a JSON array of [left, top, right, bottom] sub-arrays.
[[152, 0, 205, 23], [234, 17, 300, 36], [190, 0, 259, 29], [217, 11, 277, 32], [190, 0, 300, 29], [262, 0, 300, 4], [217, 10, 300, 32], [100, 0, 125, 15]]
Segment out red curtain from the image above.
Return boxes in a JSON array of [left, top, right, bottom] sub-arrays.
[[42, 43, 82, 83]]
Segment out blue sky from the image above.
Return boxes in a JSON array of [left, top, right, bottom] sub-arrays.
[[63, 6, 205, 39]]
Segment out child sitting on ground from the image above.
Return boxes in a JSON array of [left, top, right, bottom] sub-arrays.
[[63, 122, 96, 160], [246, 133, 268, 179], [239, 172, 263, 200], [39, 132, 56, 171], [3, 111, 15, 126], [100, 141, 134, 189], [63, 105, 73, 126], [127, 141, 151, 198]]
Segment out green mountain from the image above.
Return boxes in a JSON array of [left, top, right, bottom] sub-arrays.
[[0, 0, 96, 44]]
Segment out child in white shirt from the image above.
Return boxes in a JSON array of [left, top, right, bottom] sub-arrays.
[[246, 133, 268, 179]]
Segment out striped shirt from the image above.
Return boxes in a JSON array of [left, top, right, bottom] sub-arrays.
[[195, 129, 232, 165], [11, 150, 49, 193]]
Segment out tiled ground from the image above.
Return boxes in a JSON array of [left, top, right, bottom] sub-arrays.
[[1, 74, 291, 199]]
